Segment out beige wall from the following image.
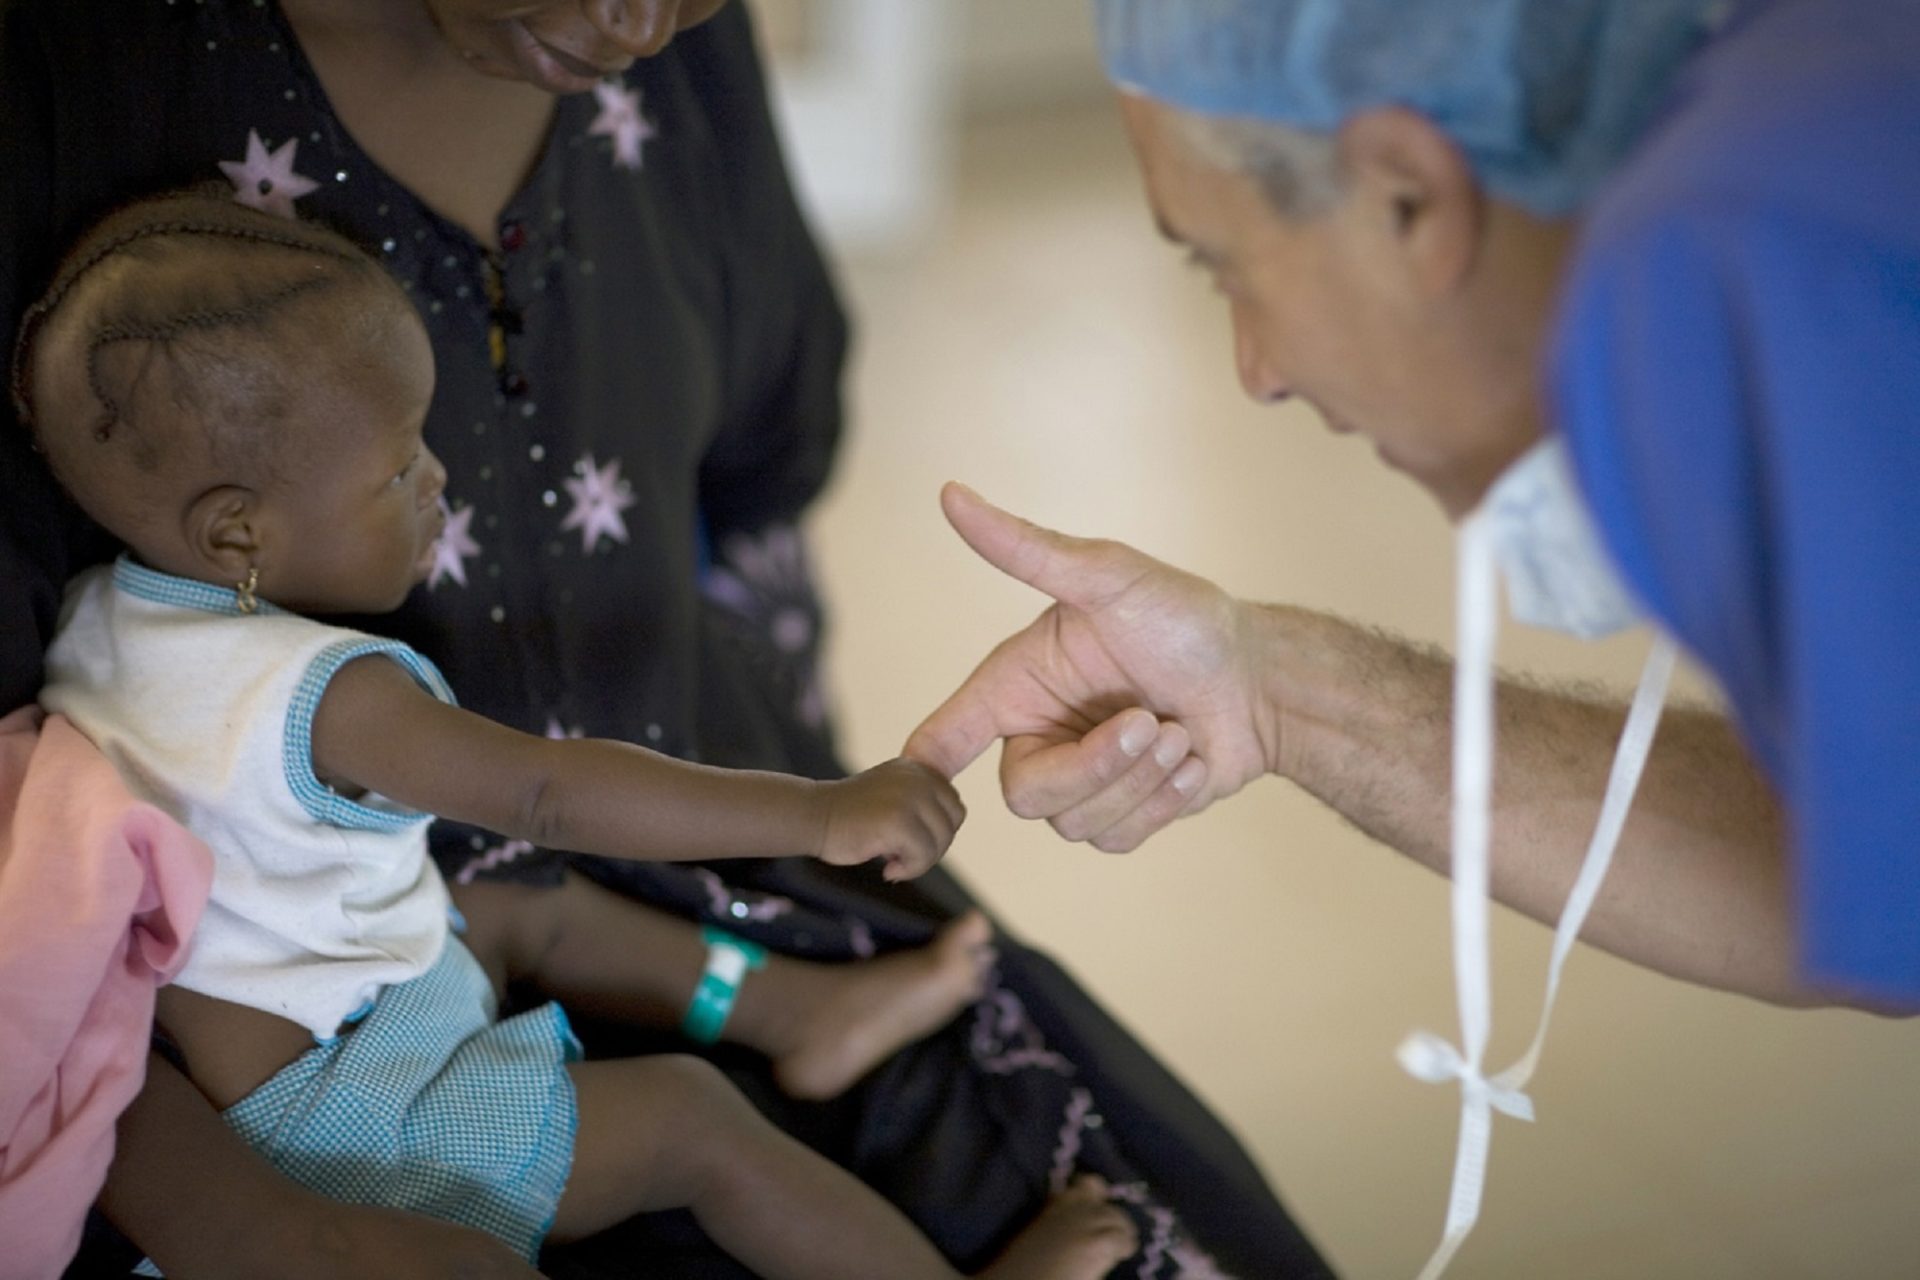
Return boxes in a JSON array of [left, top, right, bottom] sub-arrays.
[[954, 0, 1108, 114]]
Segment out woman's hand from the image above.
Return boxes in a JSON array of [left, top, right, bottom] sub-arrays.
[[816, 758, 966, 882]]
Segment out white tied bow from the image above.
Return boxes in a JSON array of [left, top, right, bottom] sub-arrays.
[[1402, 511, 1678, 1280], [1396, 1034, 1535, 1123]]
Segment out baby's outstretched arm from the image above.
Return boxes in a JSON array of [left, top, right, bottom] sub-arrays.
[[311, 655, 963, 878]]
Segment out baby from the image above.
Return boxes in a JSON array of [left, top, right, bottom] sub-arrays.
[[15, 189, 1136, 1278]]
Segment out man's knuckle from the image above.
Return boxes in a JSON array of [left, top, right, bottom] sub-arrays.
[[1005, 779, 1051, 819], [1051, 811, 1091, 841]]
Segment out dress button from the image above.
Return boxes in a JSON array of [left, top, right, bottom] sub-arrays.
[[501, 371, 530, 398], [499, 220, 527, 253]]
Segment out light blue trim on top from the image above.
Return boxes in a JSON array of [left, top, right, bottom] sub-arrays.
[[113, 554, 288, 617], [110, 557, 460, 833], [316, 995, 381, 1046], [285, 639, 458, 833]]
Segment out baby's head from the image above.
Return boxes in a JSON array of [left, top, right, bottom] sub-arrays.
[[11, 189, 446, 614]]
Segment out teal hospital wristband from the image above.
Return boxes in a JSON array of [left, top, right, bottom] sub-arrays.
[[684, 926, 768, 1044]]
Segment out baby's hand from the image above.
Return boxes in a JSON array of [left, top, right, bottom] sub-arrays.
[[818, 758, 966, 881]]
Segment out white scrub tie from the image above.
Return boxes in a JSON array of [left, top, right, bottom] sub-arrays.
[[1404, 510, 1679, 1280], [1396, 1033, 1535, 1122]]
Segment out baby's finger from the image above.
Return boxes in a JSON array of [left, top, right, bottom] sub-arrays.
[[932, 775, 967, 831], [1087, 756, 1208, 853], [926, 798, 963, 849], [1045, 720, 1190, 845], [883, 815, 942, 880], [999, 708, 1162, 821], [884, 848, 933, 882]]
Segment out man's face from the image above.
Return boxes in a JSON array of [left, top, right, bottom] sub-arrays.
[[1119, 94, 1554, 519], [427, 0, 731, 94]]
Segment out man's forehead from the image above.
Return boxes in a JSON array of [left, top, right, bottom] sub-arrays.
[[1119, 98, 1203, 220], [1121, 104, 1251, 262]]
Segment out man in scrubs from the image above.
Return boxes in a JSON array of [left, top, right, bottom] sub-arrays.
[[908, 0, 1920, 1012], [909, 4, 1918, 1266]]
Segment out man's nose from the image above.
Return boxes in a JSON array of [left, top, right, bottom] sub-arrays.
[[1233, 317, 1290, 405]]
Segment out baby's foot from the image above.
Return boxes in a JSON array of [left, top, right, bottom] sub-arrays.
[[770, 910, 995, 1101], [975, 1176, 1139, 1280]]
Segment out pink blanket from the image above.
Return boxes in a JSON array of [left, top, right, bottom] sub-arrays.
[[0, 706, 212, 1280]]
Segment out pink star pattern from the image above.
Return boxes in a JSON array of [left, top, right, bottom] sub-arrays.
[[560, 455, 637, 554], [428, 501, 481, 590], [218, 129, 322, 219], [453, 839, 535, 885], [587, 81, 656, 171]]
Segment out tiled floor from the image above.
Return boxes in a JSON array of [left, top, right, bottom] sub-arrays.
[[808, 104, 1920, 1278]]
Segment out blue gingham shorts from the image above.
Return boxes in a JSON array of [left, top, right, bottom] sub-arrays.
[[142, 935, 580, 1271]]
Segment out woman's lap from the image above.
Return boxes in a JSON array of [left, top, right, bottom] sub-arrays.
[[71, 857, 1331, 1277], [540, 856, 1335, 1279]]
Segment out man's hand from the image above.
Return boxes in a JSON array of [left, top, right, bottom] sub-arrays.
[[817, 758, 966, 881], [903, 483, 1277, 852]]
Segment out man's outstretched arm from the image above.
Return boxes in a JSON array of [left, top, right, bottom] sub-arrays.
[[906, 484, 1865, 1011], [1245, 603, 1804, 1004]]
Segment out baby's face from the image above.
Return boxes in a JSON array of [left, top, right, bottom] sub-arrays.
[[255, 300, 448, 615]]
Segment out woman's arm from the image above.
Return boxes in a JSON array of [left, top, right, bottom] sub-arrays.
[[105, 1053, 541, 1279], [311, 654, 962, 878]]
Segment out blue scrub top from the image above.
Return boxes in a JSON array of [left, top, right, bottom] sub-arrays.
[[1550, 0, 1920, 1001]]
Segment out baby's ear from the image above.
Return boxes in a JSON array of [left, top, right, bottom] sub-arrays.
[[183, 485, 265, 582]]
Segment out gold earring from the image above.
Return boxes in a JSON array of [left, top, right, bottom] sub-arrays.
[[236, 566, 260, 615]]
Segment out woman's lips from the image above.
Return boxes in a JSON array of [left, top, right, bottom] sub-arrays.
[[539, 37, 628, 80], [501, 20, 627, 92]]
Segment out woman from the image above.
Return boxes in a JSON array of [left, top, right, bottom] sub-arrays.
[[0, 1, 1327, 1276]]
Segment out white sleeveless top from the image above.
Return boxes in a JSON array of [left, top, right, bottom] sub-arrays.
[[41, 559, 455, 1041]]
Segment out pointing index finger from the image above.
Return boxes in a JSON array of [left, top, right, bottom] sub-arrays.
[[903, 679, 999, 781], [939, 482, 1120, 611]]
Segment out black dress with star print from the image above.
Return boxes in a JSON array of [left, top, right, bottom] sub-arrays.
[[0, 3, 1330, 1277]]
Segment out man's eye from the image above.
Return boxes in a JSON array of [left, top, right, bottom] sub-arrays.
[[1183, 251, 1234, 294]]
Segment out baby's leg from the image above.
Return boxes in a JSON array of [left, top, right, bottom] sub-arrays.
[[553, 1054, 957, 1278], [555, 1056, 1136, 1280], [453, 872, 993, 1098]]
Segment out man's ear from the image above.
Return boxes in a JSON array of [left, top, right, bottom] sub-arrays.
[[1336, 105, 1485, 299], [183, 485, 265, 582]]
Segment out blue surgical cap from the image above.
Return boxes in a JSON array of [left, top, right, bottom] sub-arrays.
[[1094, 0, 1729, 216]]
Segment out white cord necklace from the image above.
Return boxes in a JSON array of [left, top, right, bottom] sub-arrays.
[[1400, 509, 1679, 1279]]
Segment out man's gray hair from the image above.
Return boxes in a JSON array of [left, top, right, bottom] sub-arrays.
[[1098, 0, 1723, 216], [1177, 110, 1344, 218]]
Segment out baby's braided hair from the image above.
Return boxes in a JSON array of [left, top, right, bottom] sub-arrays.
[[9, 190, 389, 479]]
